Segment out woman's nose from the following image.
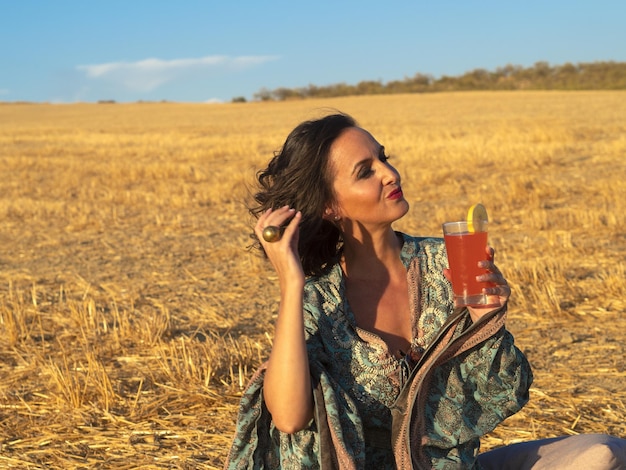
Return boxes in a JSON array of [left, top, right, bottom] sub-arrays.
[[381, 163, 400, 185]]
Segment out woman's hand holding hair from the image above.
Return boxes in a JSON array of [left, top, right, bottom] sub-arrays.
[[254, 206, 313, 433], [255, 206, 304, 289]]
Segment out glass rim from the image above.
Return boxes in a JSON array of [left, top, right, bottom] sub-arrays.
[[442, 220, 488, 233]]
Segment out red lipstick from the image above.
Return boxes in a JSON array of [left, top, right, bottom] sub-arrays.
[[388, 188, 403, 200]]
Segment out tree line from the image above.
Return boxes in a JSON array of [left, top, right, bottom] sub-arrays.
[[244, 61, 626, 102]]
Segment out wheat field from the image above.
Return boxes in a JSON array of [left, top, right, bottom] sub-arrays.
[[1, 92, 625, 469]]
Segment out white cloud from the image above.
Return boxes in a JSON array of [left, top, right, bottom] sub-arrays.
[[0, 88, 9, 95], [76, 55, 279, 93]]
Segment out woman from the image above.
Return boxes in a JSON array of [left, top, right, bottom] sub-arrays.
[[224, 113, 625, 469]]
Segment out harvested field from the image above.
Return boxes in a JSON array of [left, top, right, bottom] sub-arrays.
[[1, 91, 625, 469]]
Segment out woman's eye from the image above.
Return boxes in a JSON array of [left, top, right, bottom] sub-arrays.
[[358, 166, 374, 179]]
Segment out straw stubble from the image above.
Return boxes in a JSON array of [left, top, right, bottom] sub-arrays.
[[1, 92, 625, 468]]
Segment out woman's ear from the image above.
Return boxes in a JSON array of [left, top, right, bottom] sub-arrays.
[[323, 206, 341, 222]]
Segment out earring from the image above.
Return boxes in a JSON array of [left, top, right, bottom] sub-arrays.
[[334, 215, 340, 221]]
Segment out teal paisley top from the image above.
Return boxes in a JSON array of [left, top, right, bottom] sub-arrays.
[[225, 234, 533, 469]]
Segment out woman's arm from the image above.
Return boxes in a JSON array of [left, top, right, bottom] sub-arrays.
[[254, 207, 313, 433]]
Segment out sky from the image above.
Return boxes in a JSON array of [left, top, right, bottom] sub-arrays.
[[2, 1, 625, 103]]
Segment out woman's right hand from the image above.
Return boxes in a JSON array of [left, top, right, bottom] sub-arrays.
[[255, 206, 304, 288], [255, 206, 313, 433]]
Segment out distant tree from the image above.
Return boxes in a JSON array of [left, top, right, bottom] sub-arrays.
[[355, 80, 384, 95], [272, 87, 302, 100], [250, 61, 626, 101], [232, 96, 247, 103], [253, 88, 272, 101]]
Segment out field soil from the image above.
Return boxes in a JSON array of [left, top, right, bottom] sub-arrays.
[[1, 92, 625, 468]]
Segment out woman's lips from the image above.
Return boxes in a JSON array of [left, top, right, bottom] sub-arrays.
[[388, 188, 403, 200]]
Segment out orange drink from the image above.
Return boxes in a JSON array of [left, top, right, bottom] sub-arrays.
[[443, 204, 497, 308]]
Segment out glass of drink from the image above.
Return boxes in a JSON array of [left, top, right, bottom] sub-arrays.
[[442, 218, 498, 308]]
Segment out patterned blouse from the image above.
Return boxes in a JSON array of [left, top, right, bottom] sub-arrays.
[[225, 234, 533, 469]]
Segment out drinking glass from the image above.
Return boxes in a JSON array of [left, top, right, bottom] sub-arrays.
[[442, 220, 497, 308]]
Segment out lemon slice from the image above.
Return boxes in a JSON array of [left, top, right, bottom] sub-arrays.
[[467, 203, 488, 232]]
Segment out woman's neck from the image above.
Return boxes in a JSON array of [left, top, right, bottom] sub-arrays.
[[340, 228, 403, 281]]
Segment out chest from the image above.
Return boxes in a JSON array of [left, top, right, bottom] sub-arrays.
[[345, 277, 412, 356]]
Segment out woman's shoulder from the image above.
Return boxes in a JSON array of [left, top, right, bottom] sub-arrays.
[[303, 263, 343, 309], [399, 231, 444, 245], [305, 261, 341, 286], [398, 232, 447, 266]]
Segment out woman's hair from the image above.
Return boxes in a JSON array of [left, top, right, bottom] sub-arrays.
[[249, 112, 356, 277]]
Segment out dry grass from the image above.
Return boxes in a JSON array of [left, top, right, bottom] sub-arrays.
[[1, 92, 625, 468]]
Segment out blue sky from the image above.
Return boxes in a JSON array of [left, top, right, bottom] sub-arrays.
[[2, 1, 625, 103]]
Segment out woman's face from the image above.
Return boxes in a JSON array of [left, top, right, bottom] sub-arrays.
[[326, 127, 409, 232]]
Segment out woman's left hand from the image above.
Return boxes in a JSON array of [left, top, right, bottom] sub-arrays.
[[469, 246, 510, 320], [444, 246, 511, 322]]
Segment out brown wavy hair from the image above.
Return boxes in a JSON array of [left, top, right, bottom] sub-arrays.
[[249, 112, 356, 277]]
